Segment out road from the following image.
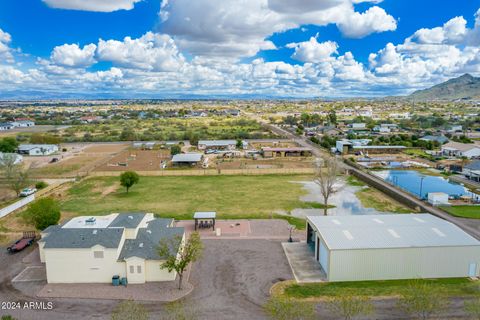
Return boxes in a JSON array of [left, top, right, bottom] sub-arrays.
[[265, 122, 480, 240]]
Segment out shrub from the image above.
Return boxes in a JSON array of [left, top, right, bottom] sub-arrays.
[[24, 197, 61, 230], [35, 181, 48, 189]]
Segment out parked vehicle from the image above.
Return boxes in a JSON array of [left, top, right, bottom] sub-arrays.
[[7, 232, 36, 253], [19, 187, 37, 197]]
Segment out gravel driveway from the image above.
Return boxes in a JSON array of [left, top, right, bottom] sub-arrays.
[[184, 239, 293, 320]]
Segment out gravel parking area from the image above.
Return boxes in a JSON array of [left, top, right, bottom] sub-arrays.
[[184, 239, 293, 320]]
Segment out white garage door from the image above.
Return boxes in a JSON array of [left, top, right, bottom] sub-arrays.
[[319, 240, 329, 274]]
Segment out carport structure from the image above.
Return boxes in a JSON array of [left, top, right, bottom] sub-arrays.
[[194, 211, 216, 231]]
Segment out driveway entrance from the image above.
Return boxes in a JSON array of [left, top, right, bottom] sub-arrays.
[[282, 242, 326, 282]]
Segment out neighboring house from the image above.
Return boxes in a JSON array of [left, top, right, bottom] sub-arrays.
[[224, 109, 240, 117], [133, 142, 156, 150], [420, 135, 449, 145], [0, 122, 14, 131], [17, 144, 59, 156], [389, 112, 411, 120], [441, 142, 480, 159], [373, 126, 390, 133], [463, 160, 480, 182], [448, 125, 463, 133], [39, 213, 185, 284], [171, 153, 203, 165], [79, 116, 102, 124], [10, 120, 35, 127], [0, 152, 23, 165], [349, 123, 366, 130], [198, 140, 237, 151], [306, 214, 480, 282]]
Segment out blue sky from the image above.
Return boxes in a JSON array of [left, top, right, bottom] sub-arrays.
[[0, 0, 479, 98]]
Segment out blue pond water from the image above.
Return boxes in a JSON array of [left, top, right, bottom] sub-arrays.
[[374, 170, 478, 200]]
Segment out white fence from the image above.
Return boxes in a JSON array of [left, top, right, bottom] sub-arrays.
[[0, 194, 35, 218]]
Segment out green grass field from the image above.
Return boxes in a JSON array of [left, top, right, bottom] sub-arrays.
[[283, 278, 478, 298], [441, 205, 480, 219], [61, 175, 318, 226]]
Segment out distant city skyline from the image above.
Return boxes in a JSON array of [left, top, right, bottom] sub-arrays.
[[0, 0, 479, 99]]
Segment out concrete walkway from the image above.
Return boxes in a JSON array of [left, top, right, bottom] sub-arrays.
[[282, 242, 326, 283]]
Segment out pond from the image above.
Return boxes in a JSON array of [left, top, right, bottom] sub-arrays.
[[288, 181, 402, 218], [373, 170, 478, 200]]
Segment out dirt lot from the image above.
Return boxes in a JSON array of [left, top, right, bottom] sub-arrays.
[[216, 158, 314, 169], [0, 125, 70, 138], [27, 143, 129, 177], [94, 149, 171, 171]]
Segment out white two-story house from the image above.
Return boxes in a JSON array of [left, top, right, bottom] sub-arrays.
[[39, 213, 185, 284]]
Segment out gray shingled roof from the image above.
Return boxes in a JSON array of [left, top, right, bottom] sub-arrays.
[[108, 213, 145, 228], [119, 219, 184, 260], [42, 228, 124, 249]]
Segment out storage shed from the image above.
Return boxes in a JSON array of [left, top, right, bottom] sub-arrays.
[[306, 214, 480, 282]]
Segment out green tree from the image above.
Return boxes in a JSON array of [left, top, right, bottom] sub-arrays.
[[9, 169, 30, 196], [263, 296, 315, 320], [0, 137, 19, 153], [111, 300, 148, 320], [1, 315, 17, 320], [30, 133, 61, 144], [119, 128, 136, 141], [328, 110, 337, 125], [120, 171, 139, 193], [186, 132, 199, 146], [25, 197, 61, 230], [465, 298, 480, 320], [170, 144, 181, 156], [326, 295, 374, 320], [157, 232, 203, 290], [236, 139, 243, 149], [397, 280, 448, 320]]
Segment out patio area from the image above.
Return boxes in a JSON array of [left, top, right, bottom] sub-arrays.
[[176, 219, 306, 240]]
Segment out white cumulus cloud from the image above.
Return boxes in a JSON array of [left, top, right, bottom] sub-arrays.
[[288, 37, 338, 63], [337, 6, 397, 38], [42, 0, 142, 12], [50, 43, 97, 67], [96, 32, 185, 72]]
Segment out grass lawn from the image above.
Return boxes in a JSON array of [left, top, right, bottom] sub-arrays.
[[441, 205, 480, 219], [60, 175, 318, 227], [346, 175, 366, 187], [355, 187, 413, 214], [282, 278, 479, 299]]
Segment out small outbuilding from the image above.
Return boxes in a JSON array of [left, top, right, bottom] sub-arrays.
[[171, 153, 203, 166], [194, 211, 216, 230], [198, 140, 237, 151], [306, 214, 480, 282], [427, 192, 449, 206]]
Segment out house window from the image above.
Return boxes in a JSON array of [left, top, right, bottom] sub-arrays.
[[130, 265, 135, 273], [137, 265, 142, 274], [93, 251, 104, 259]]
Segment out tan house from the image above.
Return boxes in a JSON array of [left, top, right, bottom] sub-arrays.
[[39, 213, 184, 284]]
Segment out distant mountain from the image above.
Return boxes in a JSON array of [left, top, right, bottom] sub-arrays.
[[409, 74, 480, 101]]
